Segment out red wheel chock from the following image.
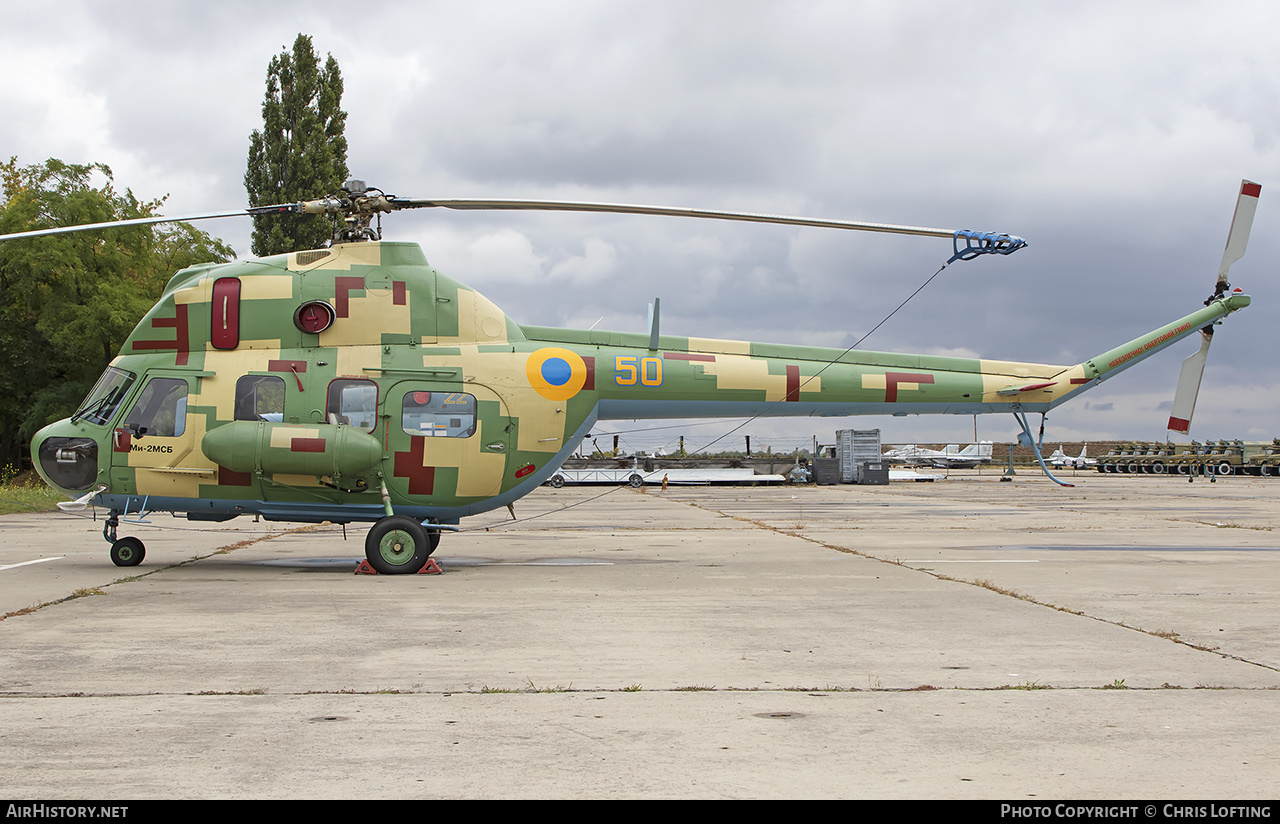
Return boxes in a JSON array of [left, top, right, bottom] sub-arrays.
[[354, 558, 444, 575]]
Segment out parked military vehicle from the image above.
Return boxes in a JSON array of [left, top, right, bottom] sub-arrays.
[[1096, 439, 1280, 476]]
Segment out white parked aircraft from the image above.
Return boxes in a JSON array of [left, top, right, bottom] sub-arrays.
[[1048, 444, 1096, 469], [883, 442, 993, 468]]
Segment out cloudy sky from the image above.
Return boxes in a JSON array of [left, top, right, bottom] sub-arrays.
[[3, 0, 1278, 453]]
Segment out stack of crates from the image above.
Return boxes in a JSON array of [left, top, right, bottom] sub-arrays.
[[836, 429, 888, 484]]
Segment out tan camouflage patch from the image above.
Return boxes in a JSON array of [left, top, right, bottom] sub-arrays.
[[331, 344, 383, 380], [270, 473, 323, 487], [438, 289, 511, 345], [979, 359, 1072, 403], [269, 426, 320, 448], [189, 348, 283, 420], [238, 275, 296, 301], [687, 337, 751, 355], [406, 419, 506, 497], [172, 273, 294, 305], [130, 412, 215, 498], [294, 242, 383, 271], [319, 292, 412, 348], [701, 355, 820, 400], [978, 358, 1064, 379]]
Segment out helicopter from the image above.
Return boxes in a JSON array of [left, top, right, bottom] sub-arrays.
[[8, 178, 1258, 574]]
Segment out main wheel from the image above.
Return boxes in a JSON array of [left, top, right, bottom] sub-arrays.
[[365, 516, 431, 574], [110, 536, 145, 567]]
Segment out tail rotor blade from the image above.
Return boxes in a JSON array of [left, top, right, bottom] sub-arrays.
[[1167, 330, 1212, 435], [1167, 179, 1260, 436], [1216, 180, 1261, 292]]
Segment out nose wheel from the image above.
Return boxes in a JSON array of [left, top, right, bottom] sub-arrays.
[[110, 536, 146, 567], [103, 513, 145, 566]]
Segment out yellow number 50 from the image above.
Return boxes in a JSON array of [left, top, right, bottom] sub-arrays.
[[615, 356, 662, 386]]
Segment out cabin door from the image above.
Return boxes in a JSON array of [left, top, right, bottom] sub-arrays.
[[108, 374, 208, 499], [383, 381, 512, 507]]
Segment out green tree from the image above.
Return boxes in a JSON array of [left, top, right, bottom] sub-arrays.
[[245, 34, 349, 256], [0, 158, 234, 468]]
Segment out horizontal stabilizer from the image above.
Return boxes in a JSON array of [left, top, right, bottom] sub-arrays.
[[997, 381, 1057, 396]]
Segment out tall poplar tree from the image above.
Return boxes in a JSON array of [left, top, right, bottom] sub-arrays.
[[244, 34, 349, 256]]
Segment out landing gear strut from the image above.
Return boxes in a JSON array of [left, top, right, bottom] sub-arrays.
[[103, 512, 146, 567]]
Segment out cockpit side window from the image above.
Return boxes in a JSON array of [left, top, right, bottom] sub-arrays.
[[121, 378, 188, 437], [72, 366, 136, 426]]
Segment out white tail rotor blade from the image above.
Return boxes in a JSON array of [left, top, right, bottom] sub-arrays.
[[1167, 330, 1212, 435], [1217, 180, 1261, 290], [1168, 179, 1261, 435]]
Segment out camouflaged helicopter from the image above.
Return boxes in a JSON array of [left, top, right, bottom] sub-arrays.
[[9, 179, 1258, 573]]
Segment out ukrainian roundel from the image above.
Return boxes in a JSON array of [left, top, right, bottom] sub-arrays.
[[526, 348, 588, 401]]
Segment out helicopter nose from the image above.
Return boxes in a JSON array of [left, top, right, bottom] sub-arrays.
[[33, 423, 100, 493]]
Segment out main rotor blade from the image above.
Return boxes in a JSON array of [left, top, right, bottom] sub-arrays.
[[1167, 329, 1212, 435], [390, 197, 987, 240], [0, 203, 303, 243], [1216, 180, 1261, 290]]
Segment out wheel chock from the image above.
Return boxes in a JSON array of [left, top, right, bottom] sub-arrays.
[[353, 558, 444, 575]]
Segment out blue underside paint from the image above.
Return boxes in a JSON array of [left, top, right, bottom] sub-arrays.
[[596, 399, 1053, 419]]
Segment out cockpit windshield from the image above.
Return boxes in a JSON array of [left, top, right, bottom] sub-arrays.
[[71, 366, 136, 426]]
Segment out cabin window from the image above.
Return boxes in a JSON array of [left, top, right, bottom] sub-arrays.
[[121, 378, 188, 437], [401, 391, 477, 438], [326, 379, 378, 431], [210, 277, 241, 349], [234, 375, 285, 422]]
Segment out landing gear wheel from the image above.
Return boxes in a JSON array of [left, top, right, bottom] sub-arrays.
[[110, 537, 145, 567], [365, 516, 430, 574], [628, 474, 643, 488]]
